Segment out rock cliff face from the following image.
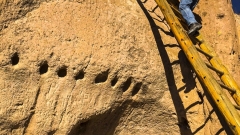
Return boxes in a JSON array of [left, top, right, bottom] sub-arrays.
[[236, 14, 240, 52], [195, 0, 240, 82], [0, 0, 239, 135]]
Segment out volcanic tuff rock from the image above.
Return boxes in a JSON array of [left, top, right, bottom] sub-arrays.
[[0, 0, 239, 135], [236, 14, 240, 49]]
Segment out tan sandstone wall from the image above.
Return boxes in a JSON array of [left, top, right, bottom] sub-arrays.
[[195, 0, 240, 84], [235, 14, 240, 53], [0, 0, 239, 135]]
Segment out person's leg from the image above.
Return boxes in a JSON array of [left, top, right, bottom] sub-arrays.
[[190, 0, 199, 10], [179, 0, 197, 26], [179, 0, 201, 35]]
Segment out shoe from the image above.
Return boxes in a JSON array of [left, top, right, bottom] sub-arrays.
[[188, 22, 202, 35]]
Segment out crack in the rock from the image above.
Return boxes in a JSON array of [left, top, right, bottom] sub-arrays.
[[23, 87, 41, 134], [84, 44, 94, 70], [58, 83, 77, 127], [0, 1, 44, 32]]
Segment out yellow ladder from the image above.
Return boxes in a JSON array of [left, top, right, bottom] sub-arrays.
[[155, 0, 240, 134]]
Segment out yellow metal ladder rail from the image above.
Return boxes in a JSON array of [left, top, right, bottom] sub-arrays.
[[154, 0, 240, 134]]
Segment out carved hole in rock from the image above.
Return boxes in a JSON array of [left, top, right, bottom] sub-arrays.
[[11, 52, 19, 66], [47, 130, 56, 135], [122, 77, 132, 92], [57, 67, 67, 77], [132, 82, 142, 96], [111, 76, 118, 86], [39, 61, 49, 75], [69, 121, 89, 135], [95, 70, 109, 83], [75, 70, 84, 80]]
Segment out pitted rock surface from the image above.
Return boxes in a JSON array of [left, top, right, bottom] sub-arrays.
[[0, 0, 239, 135]]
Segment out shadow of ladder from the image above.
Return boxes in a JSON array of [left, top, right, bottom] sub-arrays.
[[154, 0, 240, 134]]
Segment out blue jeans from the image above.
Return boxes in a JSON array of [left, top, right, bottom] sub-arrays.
[[179, 0, 199, 26]]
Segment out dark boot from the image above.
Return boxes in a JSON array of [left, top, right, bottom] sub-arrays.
[[188, 22, 202, 35]]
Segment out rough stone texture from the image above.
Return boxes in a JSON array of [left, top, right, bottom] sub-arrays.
[[235, 14, 240, 53], [195, 0, 240, 83], [0, 0, 239, 135]]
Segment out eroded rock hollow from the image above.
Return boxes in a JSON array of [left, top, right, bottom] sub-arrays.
[[0, 0, 240, 135]]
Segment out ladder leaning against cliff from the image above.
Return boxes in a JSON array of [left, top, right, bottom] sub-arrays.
[[155, 0, 240, 134]]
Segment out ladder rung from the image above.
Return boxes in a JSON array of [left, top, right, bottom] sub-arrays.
[[205, 63, 224, 75], [218, 82, 236, 93], [155, 0, 240, 133], [195, 46, 213, 58], [234, 105, 240, 110]]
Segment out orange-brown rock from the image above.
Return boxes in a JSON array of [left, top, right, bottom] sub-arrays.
[[0, 0, 239, 135]]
